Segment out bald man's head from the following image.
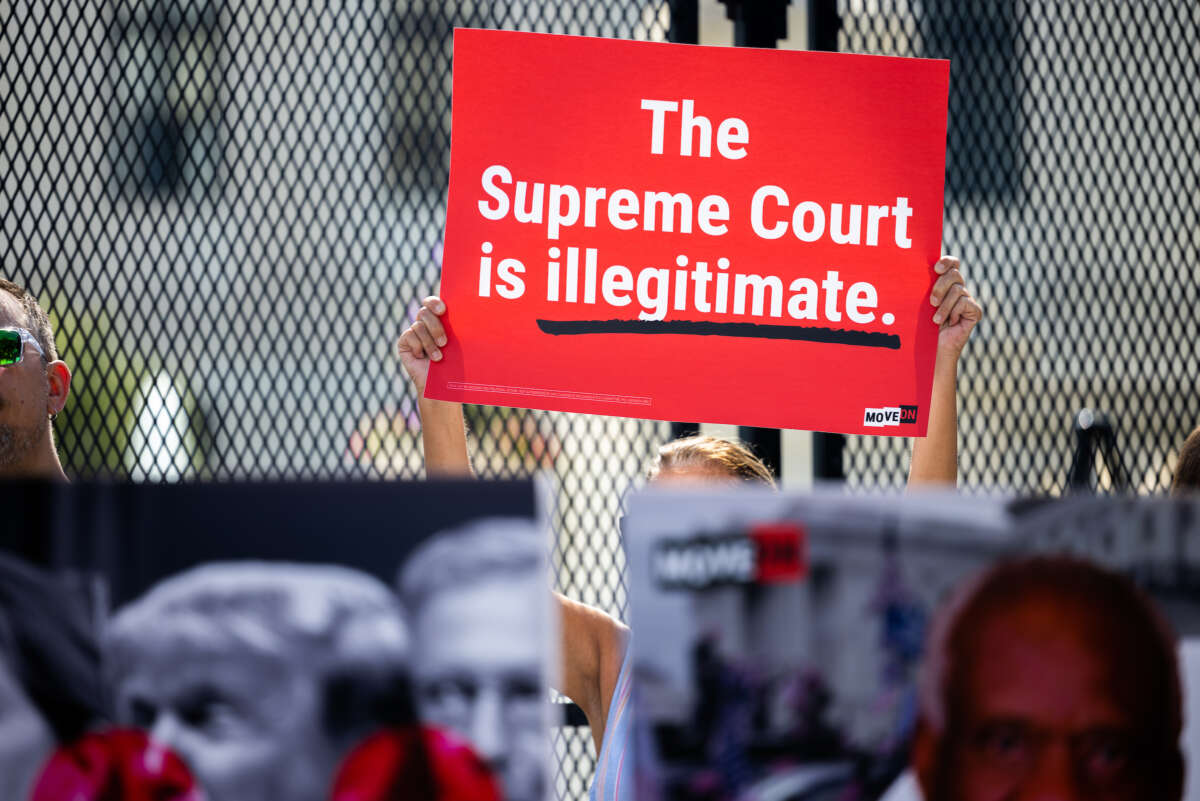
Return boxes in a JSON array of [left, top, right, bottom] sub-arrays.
[[914, 556, 1183, 801]]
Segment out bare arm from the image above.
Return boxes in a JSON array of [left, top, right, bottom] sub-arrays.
[[907, 256, 982, 488], [555, 592, 630, 753], [418, 397, 473, 477], [397, 296, 474, 477], [909, 345, 961, 486]]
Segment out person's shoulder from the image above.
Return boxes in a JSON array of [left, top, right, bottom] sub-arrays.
[[560, 595, 628, 661], [599, 616, 630, 694]]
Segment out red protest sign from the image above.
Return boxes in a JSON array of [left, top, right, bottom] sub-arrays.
[[426, 29, 949, 436]]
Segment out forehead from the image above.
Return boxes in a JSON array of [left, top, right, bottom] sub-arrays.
[[410, 577, 543, 677], [652, 466, 735, 486], [954, 596, 1152, 731], [116, 639, 301, 703]]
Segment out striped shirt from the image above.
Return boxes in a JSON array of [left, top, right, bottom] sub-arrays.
[[589, 646, 634, 801]]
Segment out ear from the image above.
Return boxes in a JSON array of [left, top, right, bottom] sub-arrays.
[[45, 360, 71, 416], [912, 719, 939, 800]]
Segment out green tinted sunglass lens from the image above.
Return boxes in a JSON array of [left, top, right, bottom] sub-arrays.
[[0, 331, 23, 365]]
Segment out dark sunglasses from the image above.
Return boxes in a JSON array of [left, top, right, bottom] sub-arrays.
[[0, 327, 45, 366]]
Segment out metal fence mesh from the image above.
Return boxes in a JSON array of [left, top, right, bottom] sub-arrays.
[[837, 0, 1200, 495], [3, 1, 670, 797], [4, 0, 1200, 797]]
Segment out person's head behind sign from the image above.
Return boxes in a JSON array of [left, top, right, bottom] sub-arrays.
[[106, 562, 410, 801], [0, 279, 71, 481], [652, 434, 776, 487], [913, 555, 1183, 801], [398, 518, 547, 801], [1172, 425, 1200, 495]]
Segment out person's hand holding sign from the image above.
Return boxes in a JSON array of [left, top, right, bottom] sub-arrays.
[[930, 255, 982, 358], [397, 296, 471, 477], [909, 254, 983, 487], [397, 296, 449, 396]]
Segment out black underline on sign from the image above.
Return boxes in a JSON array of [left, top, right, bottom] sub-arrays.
[[535, 319, 901, 350]]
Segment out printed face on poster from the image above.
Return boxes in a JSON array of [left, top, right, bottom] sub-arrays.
[[0, 481, 551, 801], [623, 489, 1199, 801], [428, 29, 949, 435]]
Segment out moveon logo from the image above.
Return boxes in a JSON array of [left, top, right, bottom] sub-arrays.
[[653, 535, 754, 589], [652, 524, 806, 590], [863, 405, 918, 427]]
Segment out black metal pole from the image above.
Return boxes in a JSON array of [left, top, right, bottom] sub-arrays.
[[812, 429, 844, 482], [715, 0, 793, 480], [667, 0, 699, 45], [629, 11, 703, 742], [1067, 409, 1127, 493], [808, 0, 845, 481], [669, 422, 701, 440], [1068, 409, 1103, 492], [808, 0, 842, 53], [720, 0, 792, 48], [665, 1, 699, 443], [737, 426, 782, 480], [729, 0, 789, 473]]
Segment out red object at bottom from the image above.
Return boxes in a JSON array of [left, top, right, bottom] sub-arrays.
[[332, 726, 503, 801], [31, 728, 201, 801], [750, 522, 808, 584]]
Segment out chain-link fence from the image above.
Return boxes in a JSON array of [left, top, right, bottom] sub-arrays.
[[3, 1, 670, 796], [4, 0, 1199, 797], [837, 0, 1200, 495]]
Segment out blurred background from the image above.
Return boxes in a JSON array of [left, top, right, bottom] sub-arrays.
[[3, 1, 1198, 797]]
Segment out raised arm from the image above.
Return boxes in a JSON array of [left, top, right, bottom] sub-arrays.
[[555, 592, 630, 753], [397, 296, 474, 477], [907, 256, 982, 488]]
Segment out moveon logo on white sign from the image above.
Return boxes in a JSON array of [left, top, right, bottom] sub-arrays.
[[863, 405, 918, 427], [863, 407, 902, 427], [653, 535, 755, 589]]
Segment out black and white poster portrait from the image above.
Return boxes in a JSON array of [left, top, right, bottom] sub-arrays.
[[0, 479, 552, 801]]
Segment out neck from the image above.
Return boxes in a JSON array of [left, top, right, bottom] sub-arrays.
[[27, 447, 69, 482], [0, 429, 68, 483]]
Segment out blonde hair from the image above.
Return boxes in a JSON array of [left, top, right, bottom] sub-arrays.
[[652, 435, 776, 488], [1172, 425, 1200, 494]]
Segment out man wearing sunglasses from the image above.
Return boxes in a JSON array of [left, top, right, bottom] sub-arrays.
[[0, 279, 71, 481]]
